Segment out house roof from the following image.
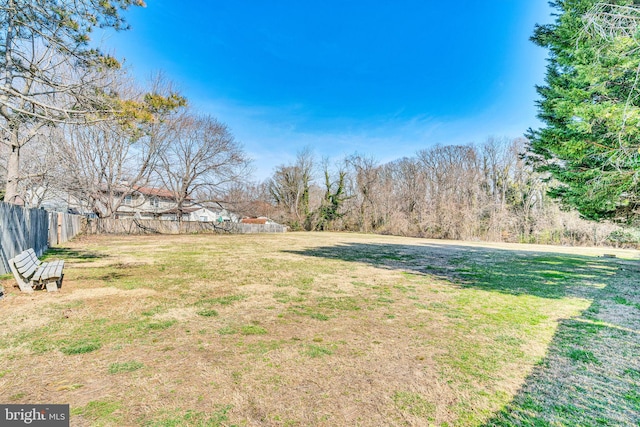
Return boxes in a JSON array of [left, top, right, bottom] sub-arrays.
[[241, 217, 269, 224], [133, 186, 176, 199], [101, 184, 179, 199], [102, 184, 193, 201], [157, 207, 201, 215]]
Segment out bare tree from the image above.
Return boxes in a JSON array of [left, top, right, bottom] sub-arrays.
[[345, 153, 382, 232], [156, 111, 250, 221], [254, 136, 618, 245], [416, 145, 482, 239], [387, 157, 426, 234], [59, 120, 158, 217], [55, 75, 184, 218], [217, 181, 276, 219], [18, 127, 68, 208], [267, 148, 315, 228], [0, 0, 144, 203], [309, 158, 349, 231], [582, 2, 640, 42]]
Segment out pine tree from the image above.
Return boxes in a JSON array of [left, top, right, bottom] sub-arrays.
[[1, 0, 145, 203], [529, 0, 640, 223]]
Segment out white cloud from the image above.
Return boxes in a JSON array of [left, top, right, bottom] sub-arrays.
[[195, 97, 538, 181]]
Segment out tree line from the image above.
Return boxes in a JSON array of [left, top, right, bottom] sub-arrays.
[[259, 138, 633, 246]]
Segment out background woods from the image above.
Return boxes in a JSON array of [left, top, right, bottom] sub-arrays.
[[263, 138, 630, 246]]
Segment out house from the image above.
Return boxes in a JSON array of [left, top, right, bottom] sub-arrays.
[[240, 216, 277, 225], [31, 184, 183, 219], [187, 206, 239, 223], [115, 187, 241, 223], [147, 205, 238, 222], [24, 183, 241, 222], [115, 186, 188, 220]]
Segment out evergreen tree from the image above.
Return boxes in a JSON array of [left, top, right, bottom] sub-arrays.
[[529, 0, 640, 223], [1, 0, 145, 203]]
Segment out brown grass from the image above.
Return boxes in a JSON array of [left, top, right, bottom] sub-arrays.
[[0, 232, 637, 426]]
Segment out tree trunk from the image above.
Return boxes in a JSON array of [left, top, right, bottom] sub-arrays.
[[4, 127, 21, 204]]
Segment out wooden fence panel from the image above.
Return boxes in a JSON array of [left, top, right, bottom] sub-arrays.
[[85, 218, 287, 235], [48, 212, 83, 245], [0, 202, 83, 275], [0, 203, 49, 274]]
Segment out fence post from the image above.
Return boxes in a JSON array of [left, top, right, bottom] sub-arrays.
[[57, 212, 63, 246]]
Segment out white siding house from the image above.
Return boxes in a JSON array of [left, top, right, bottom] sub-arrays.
[[187, 207, 240, 223]]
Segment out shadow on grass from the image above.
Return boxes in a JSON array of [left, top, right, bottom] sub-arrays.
[[43, 247, 107, 262], [286, 242, 617, 299], [285, 241, 640, 425], [485, 316, 640, 426]]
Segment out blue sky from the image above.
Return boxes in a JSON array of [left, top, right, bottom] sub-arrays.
[[104, 1, 554, 180]]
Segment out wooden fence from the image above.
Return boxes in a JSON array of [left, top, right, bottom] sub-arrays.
[[0, 205, 285, 274], [0, 202, 83, 275], [49, 211, 83, 247], [85, 218, 287, 235]]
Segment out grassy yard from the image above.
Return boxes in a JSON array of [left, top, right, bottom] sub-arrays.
[[0, 232, 639, 426]]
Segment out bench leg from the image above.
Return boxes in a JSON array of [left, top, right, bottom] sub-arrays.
[[9, 263, 34, 293], [19, 283, 34, 293], [45, 281, 59, 292]]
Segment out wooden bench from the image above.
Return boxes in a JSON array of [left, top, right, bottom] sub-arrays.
[[9, 248, 65, 293]]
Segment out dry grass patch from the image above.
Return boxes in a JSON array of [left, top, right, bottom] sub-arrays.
[[0, 232, 638, 426]]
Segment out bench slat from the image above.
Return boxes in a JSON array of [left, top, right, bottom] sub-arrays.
[[32, 263, 50, 281], [33, 261, 65, 281], [42, 266, 53, 280], [13, 251, 40, 278], [51, 262, 64, 278], [27, 250, 42, 267], [14, 252, 34, 268], [32, 262, 44, 281], [17, 262, 38, 280]]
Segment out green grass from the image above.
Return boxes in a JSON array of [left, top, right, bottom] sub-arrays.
[[273, 291, 306, 303], [60, 339, 102, 355], [308, 312, 329, 321], [197, 294, 247, 306], [239, 325, 267, 335], [613, 295, 640, 310], [392, 391, 436, 419], [196, 309, 219, 317], [15, 315, 181, 357], [624, 389, 640, 406], [145, 320, 177, 330], [242, 340, 283, 355], [217, 326, 237, 335], [2, 232, 637, 426], [302, 344, 334, 358], [316, 296, 361, 311], [72, 400, 122, 426], [567, 348, 600, 364], [624, 368, 640, 380], [108, 361, 144, 374], [287, 304, 332, 321], [143, 406, 234, 427]]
